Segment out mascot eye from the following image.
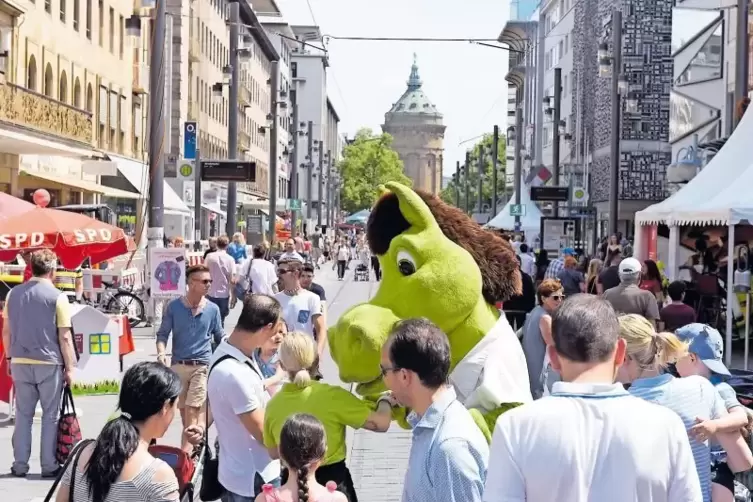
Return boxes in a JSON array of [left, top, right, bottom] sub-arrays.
[[396, 251, 417, 276]]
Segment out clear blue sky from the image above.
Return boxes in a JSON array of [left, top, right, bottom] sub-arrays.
[[275, 0, 512, 175]]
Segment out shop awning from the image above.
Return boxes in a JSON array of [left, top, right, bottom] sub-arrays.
[[109, 156, 191, 214], [202, 203, 226, 218], [19, 169, 141, 199]]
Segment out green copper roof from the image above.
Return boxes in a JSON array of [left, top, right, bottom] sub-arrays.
[[387, 54, 442, 118]]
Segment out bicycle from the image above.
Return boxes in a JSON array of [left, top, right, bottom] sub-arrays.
[[77, 280, 146, 328]]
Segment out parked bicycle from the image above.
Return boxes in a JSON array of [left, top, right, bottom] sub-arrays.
[[76, 280, 146, 328]]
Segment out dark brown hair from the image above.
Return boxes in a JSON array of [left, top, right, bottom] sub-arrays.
[[186, 264, 209, 280], [368, 189, 521, 303]]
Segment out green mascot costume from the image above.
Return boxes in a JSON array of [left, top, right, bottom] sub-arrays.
[[329, 182, 533, 442]]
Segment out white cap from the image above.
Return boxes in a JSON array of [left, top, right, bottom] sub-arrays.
[[619, 257, 642, 275]]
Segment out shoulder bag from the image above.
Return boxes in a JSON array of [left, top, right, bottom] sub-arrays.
[[43, 438, 94, 502]]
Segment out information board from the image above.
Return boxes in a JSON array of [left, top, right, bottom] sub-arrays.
[[201, 160, 256, 182]]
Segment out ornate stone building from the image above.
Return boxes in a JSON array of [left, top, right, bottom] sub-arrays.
[[382, 56, 445, 194]]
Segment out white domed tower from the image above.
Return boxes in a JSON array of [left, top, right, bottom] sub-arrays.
[[382, 55, 446, 194]]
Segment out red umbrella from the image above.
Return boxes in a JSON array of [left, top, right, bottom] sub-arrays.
[[0, 192, 34, 222], [0, 207, 131, 268]]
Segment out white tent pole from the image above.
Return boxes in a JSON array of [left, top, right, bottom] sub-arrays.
[[726, 223, 735, 367], [633, 224, 645, 262], [667, 225, 680, 282]]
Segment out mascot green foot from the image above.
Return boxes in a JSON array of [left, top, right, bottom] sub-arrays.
[[469, 404, 522, 443]]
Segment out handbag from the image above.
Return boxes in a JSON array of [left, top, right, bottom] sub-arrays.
[[234, 259, 254, 300], [56, 386, 83, 464], [43, 438, 94, 502]]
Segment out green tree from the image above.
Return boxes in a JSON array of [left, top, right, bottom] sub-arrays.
[[338, 128, 412, 213], [440, 131, 508, 212]]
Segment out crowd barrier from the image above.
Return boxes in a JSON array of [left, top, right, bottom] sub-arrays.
[[0, 264, 144, 295]]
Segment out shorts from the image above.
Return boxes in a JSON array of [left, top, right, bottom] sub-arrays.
[[711, 460, 735, 493], [172, 363, 208, 408]]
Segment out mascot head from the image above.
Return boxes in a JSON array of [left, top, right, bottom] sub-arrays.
[[329, 182, 521, 398]]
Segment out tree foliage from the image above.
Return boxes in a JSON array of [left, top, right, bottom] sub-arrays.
[[439, 132, 508, 212], [337, 128, 412, 213]]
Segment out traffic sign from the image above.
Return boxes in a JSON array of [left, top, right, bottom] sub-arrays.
[[200, 160, 256, 182], [571, 186, 588, 203], [286, 199, 302, 211], [509, 204, 526, 217]]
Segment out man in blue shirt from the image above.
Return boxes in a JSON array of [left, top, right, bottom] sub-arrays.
[[381, 318, 489, 502], [156, 264, 224, 452]]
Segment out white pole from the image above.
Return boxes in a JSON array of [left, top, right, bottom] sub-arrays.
[[726, 223, 735, 367]]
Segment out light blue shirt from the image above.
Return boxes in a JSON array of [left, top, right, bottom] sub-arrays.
[[401, 387, 489, 502], [156, 298, 225, 364], [629, 374, 726, 502]]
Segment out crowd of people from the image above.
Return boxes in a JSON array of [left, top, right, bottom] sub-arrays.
[[7, 225, 753, 502]]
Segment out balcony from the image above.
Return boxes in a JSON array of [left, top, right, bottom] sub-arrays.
[[238, 85, 251, 107], [0, 83, 93, 144], [238, 130, 251, 152], [189, 36, 200, 63], [188, 100, 199, 121], [132, 64, 149, 95]]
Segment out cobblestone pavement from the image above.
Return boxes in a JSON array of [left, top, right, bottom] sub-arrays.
[[0, 261, 411, 502]]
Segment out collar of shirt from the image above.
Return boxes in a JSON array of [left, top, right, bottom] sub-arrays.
[[628, 373, 674, 389], [216, 339, 255, 366], [181, 295, 207, 314], [550, 381, 631, 398], [29, 277, 53, 285], [407, 387, 458, 431], [449, 315, 533, 410]]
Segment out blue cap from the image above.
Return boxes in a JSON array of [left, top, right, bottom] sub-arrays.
[[562, 247, 575, 256], [675, 323, 731, 376]]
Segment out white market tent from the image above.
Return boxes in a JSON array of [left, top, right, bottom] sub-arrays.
[[634, 107, 753, 366], [486, 178, 542, 243]]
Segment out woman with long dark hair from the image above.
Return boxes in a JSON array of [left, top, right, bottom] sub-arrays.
[[640, 259, 665, 308], [257, 414, 347, 502], [56, 362, 182, 502]]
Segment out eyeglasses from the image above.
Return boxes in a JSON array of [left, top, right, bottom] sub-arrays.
[[550, 295, 565, 301], [380, 364, 400, 377]]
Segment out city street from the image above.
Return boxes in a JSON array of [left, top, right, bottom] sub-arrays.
[[0, 264, 411, 502]]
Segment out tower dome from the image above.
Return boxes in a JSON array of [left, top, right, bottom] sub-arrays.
[[382, 55, 446, 195]]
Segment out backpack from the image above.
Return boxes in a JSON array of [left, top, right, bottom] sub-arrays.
[[148, 444, 196, 498]]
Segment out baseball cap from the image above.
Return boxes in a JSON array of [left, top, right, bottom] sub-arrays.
[[618, 257, 642, 275], [562, 247, 575, 256], [675, 323, 731, 376]]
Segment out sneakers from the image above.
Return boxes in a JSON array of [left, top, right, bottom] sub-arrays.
[[10, 467, 26, 478]]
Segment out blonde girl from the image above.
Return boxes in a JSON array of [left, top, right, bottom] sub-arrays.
[[262, 332, 393, 501], [585, 258, 603, 295], [617, 314, 753, 502]]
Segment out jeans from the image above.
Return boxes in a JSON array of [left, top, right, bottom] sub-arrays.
[[221, 474, 281, 501], [337, 260, 347, 279], [11, 363, 64, 475], [207, 296, 230, 326]]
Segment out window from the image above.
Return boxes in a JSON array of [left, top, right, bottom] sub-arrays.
[[108, 8, 114, 53], [26, 55, 37, 90], [44, 63, 54, 97], [98, 0, 103, 47], [563, 74, 568, 96], [85, 0, 91, 38], [564, 35, 569, 54], [60, 0, 66, 22], [73, 77, 81, 107], [59, 70, 68, 102], [45, 0, 51, 13], [73, 0, 79, 30], [119, 15, 123, 58]]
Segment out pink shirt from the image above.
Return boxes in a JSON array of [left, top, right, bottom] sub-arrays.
[[205, 250, 235, 298]]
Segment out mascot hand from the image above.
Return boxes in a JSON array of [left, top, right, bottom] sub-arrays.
[[470, 403, 524, 444]]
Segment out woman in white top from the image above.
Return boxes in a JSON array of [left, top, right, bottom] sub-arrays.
[[57, 362, 182, 502], [334, 239, 350, 281]]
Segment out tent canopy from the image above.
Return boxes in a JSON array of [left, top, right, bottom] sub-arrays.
[[636, 107, 753, 226], [486, 180, 542, 234]]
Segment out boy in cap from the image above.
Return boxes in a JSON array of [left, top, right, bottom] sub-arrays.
[[675, 323, 751, 501]]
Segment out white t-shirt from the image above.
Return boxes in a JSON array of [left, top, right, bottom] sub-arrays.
[[337, 245, 349, 261], [519, 252, 536, 277], [207, 342, 280, 496], [238, 258, 277, 296], [483, 382, 702, 502], [274, 290, 322, 337]]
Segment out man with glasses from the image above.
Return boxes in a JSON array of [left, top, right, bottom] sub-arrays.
[[156, 264, 225, 452], [274, 260, 327, 357]]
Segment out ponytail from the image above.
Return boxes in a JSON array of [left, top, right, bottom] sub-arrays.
[[653, 331, 688, 368], [293, 369, 312, 388], [297, 466, 310, 502], [85, 414, 140, 502]]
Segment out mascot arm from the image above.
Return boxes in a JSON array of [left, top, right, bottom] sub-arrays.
[[470, 403, 522, 443]]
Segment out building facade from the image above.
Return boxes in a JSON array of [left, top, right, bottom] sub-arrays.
[[382, 56, 445, 195]]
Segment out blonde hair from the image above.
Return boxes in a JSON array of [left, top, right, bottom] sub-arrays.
[[279, 332, 317, 388], [618, 314, 687, 370], [586, 258, 603, 285]]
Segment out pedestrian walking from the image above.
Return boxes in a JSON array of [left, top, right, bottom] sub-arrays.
[[228, 233, 249, 264], [520, 279, 563, 399], [311, 226, 324, 269], [602, 257, 660, 326], [264, 332, 393, 501], [381, 318, 489, 502], [156, 264, 224, 452], [275, 260, 327, 357], [3, 250, 78, 478], [280, 239, 305, 263], [205, 235, 236, 325], [237, 245, 278, 297], [335, 239, 349, 280], [484, 295, 702, 502], [55, 362, 182, 502]]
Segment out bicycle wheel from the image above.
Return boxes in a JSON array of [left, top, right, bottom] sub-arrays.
[[106, 292, 145, 328]]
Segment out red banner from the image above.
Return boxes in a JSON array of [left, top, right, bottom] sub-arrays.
[[644, 225, 658, 261]]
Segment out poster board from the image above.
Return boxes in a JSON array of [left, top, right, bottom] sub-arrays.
[[149, 247, 186, 300], [70, 304, 122, 385], [540, 217, 577, 256]]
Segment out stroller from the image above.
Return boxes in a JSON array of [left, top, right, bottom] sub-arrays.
[[149, 441, 206, 502], [354, 262, 369, 282]]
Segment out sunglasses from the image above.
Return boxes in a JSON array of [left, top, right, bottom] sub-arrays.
[[194, 279, 212, 285], [549, 295, 565, 301], [277, 269, 290, 275]]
